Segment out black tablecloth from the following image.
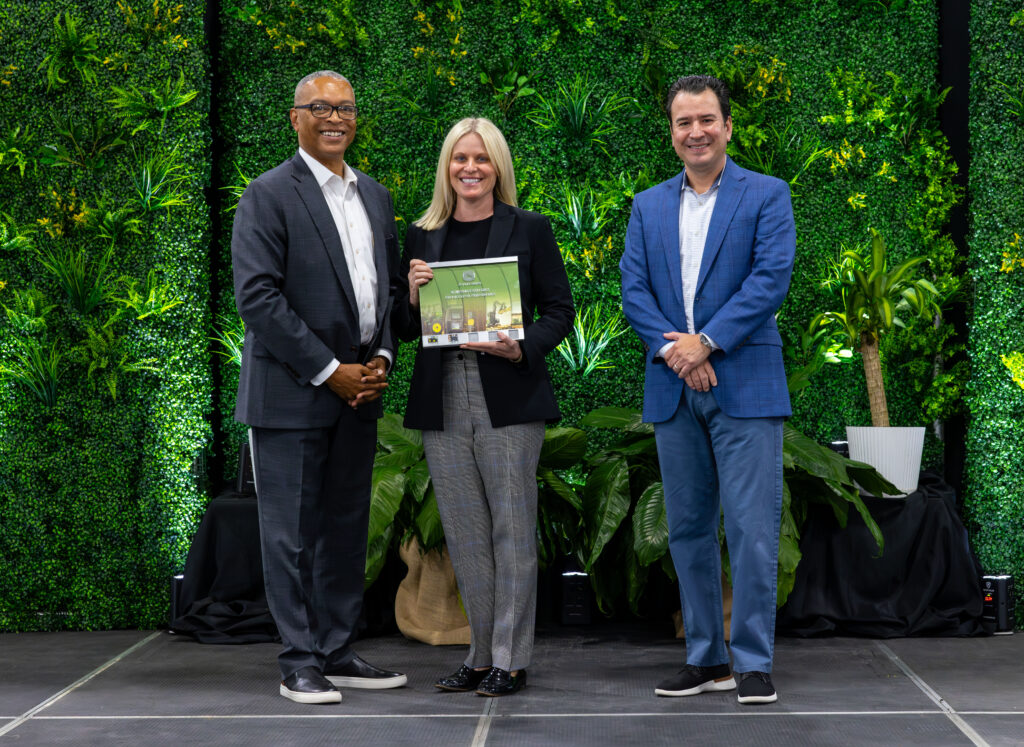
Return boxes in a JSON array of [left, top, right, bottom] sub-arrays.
[[778, 471, 990, 637], [169, 494, 279, 644]]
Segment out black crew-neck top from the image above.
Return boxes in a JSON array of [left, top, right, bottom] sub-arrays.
[[442, 215, 493, 262]]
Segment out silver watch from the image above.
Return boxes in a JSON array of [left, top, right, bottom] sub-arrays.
[[698, 333, 712, 351]]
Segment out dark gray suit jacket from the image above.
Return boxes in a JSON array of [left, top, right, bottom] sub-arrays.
[[232, 152, 399, 428]]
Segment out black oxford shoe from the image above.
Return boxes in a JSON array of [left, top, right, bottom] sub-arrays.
[[475, 667, 527, 696], [280, 666, 341, 704], [435, 665, 490, 692]]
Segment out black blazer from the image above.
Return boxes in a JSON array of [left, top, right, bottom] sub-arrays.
[[232, 153, 400, 427], [393, 201, 575, 430]]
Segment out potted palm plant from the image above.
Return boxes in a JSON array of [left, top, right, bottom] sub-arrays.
[[812, 228, 943, 495]]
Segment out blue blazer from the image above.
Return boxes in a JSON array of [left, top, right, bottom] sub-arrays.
[[619, 158, 795, 423]]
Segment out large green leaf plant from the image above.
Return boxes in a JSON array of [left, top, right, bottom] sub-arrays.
[[575, 407, 893, 614]]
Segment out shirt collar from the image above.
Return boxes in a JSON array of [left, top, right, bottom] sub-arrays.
[[681, 161, 726, 196], [298, 147, 358, 191]]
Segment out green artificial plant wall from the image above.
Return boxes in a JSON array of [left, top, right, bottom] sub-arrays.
[[214, 0, 957, 474], [2, 0, 967, 630], [965, 0, 1024, 626], [0, 0, 212, 630]]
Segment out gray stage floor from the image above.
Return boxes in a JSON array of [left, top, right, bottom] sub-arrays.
[[2, 624, 1023, 746]]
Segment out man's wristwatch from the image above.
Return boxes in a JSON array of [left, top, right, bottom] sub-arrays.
[[698, 333, 713, 351]]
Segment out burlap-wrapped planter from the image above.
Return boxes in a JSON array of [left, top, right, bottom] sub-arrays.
[[395, 539, 470, 646]]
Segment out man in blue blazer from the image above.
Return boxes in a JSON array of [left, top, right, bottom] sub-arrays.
[[232, 71, 405, 704], [620, 75, 795, 705]]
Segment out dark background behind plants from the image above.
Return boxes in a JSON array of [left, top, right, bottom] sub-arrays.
[[0, 0, 1020, 630]]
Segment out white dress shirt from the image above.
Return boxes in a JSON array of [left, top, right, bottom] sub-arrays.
[[656, 166, 725, 360], [296, 149, 390, 384]]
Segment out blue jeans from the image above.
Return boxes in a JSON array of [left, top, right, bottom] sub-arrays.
[[654, 388, 783, 673]]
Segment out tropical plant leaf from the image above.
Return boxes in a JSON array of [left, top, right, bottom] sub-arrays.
[[607, 435, 658, 457], [582, 456, 631, 570], [364, 524, 393, 588], [539, 426, 587, 468], [405, 459, 431, 503], [376, 413, 422, 453], [844, 488, 885, 554], [367, 465, 406, 543], [374, 448, 423, 471], [414, 487, 444, 551], [782, 423, 849, 483], [632, 481, 668, 566], [623, 526, 649, 616], [538, 465, 582, 511], [580, 406, 653, 433], [776, 532, 801, 606], [844, 460, 898, 497]]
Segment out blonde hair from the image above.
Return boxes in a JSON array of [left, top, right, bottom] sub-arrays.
[[415, 118, 518, 231]]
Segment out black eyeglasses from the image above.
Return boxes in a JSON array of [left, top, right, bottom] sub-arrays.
[[294, 103, 358, 120]]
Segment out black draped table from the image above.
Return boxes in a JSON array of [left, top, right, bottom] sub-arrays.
[[169, 494, 279, 643], [778, 471, 990, 637]]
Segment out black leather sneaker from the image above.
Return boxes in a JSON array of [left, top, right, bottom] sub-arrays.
[[655, 663, 736, 697], [737, 671, 777, 704], [323, 654, 407, 689], [280, 666, 342, 704]]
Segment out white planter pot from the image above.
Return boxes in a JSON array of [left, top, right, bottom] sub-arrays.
[[846, 426, 926, 497]]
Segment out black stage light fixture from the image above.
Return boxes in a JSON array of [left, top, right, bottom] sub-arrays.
[[560, 558, 591, 625], [982, 575, 1015, 634]]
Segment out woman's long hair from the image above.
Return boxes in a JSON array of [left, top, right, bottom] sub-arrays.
[[414, 117, 517, 231]]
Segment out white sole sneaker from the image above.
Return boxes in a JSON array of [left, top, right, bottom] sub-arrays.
[[326, 673, 408, 689], [655, 676, 736, 697], [279, 684, 342, 704]]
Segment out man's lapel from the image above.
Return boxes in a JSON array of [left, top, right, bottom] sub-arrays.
[[289, 154, 358, 321], [658, 172, 685, 314], [697, 158, 746, 293]]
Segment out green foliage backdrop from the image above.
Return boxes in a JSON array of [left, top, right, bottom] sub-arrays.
[[0, 0, 211, 630], [1, 0, 1001, 630], [213, 0, 956, 474], [965, 0, 1024, 626]]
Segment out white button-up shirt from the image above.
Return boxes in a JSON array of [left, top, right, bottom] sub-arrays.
[[297, 149, 390, 384], [657, 166, 725, 360]]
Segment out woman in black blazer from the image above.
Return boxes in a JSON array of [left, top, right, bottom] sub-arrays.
[[393, 117, 574, 696]]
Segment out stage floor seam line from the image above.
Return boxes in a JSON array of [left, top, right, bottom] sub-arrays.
[[470, 697, 496, 747], [23, 710, 1023, 720], [875, 641, 990, 747], [0, 632, 161, 739]]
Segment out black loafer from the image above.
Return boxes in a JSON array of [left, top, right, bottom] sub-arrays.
[[435, 665, 490, 692], [475, 667, 527, 696], [280, 666, 342, 704], [324, 654, 408, 689]]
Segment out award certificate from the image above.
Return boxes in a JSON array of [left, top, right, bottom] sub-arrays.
[[418, 257, 524, 348]]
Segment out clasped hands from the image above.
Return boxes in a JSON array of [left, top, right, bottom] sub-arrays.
[[663, 331, 717, 392], [408, 259, 522, 362], [325, 356, 388, 408]]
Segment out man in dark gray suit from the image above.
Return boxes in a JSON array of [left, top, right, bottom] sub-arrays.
[[232, 71, 405, 704]]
